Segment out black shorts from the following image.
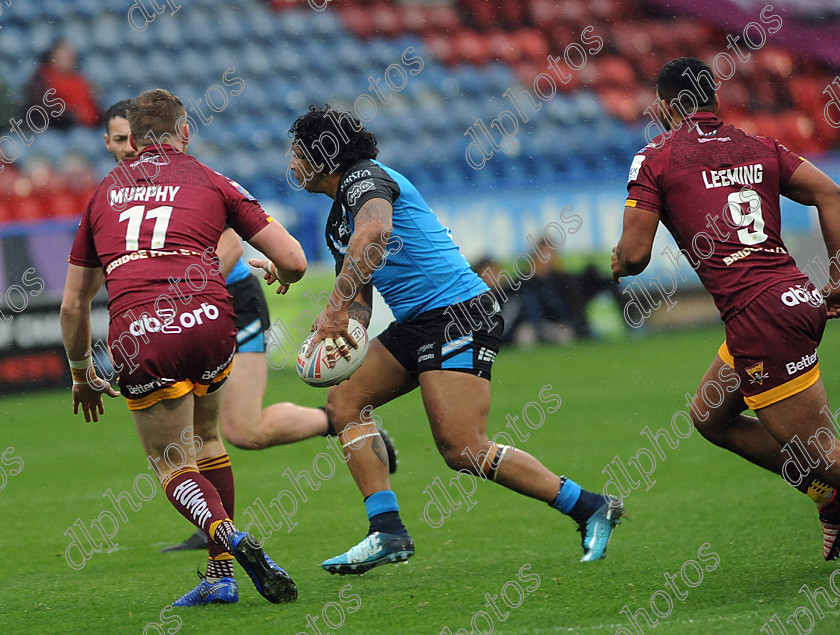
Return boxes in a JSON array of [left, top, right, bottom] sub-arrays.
[[377, 296, 503, 379], [229, 274, 270, 353]]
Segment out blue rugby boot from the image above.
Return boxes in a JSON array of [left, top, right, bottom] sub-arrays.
[[578, 495, 624, 562], [228, 532, 298, 603], [172, 576, 237, 606], [321, 531, 415, 575]]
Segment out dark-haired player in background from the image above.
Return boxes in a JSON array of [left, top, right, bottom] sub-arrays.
[[102, 101, 396, 554], [613, 57, 840, 559], [63, 89, 305, 605], [284, 104, 623, 575]]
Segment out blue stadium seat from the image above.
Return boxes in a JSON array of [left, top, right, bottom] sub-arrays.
[[91, 13, 124, 54], [308, 11, 344, 39], [70, 0, 101, 19], [215, 7, 248, 44], [571, 91, 608, 124], [180, 9, 215, 47], [366, 39, 401, 69], [243, 5, 279, 43], [276, 10, 309, 43], [333, 41, 368, 75]]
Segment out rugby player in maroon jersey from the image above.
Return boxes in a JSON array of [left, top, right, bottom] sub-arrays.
[[613, 57, 840, 559], [102, 100, 398, 554], [61, 89, 306, 604]]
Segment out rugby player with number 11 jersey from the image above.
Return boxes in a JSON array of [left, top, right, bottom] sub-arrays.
[[61, 89, 305, 605]]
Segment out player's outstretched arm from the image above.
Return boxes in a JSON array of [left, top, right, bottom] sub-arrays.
[[612, 205, 660, 282], [60, 264, 119, 421], [333, 196, 393, 309], [786, 161, 840, 316], [248, 221, 307, 294], [309, 197, 391, 358]]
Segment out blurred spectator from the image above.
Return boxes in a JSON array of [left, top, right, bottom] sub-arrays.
[[24, 40, 100, 129], [476, 238, 627, 346], [0, 71, 19, 132]]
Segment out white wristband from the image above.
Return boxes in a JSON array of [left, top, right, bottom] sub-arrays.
[[68, 357, 92, 369]]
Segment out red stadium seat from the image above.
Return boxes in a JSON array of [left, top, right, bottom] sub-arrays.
[[598, 87, 646, 123], [457, 30, 492, 65], [46, 190, 83, 218], [427, 6, 461, 34], [528, 0, 563, 31], [370, 4, 403, 39], [339, 6, 377, 39], [498, 2, 526, 27], [468, 2, 496, 29], [0, 194, 14, 223], [592, 56, 638, 89], [511, 29, 548, 64], [425, 33, 458, 66], [10, 195, 46, 221], [401, 6, 427, 34]]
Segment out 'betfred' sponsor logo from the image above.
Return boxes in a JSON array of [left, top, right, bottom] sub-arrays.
[[780, 285, 822, 308], [129, 302, 219, 336], [125, 378, 165, 395], [786, 349, 817, 375]]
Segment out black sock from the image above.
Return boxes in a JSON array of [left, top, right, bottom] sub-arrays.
[[568, 489, 607, 524], [368, 511, 409, 537]]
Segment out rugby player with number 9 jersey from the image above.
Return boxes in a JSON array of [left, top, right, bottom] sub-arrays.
[[614, 57, 840, 560]]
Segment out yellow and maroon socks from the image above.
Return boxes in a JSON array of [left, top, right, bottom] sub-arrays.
[[807, 478, 834, 507], [163, 467, 237, 552], [199, 454, 237, 580]]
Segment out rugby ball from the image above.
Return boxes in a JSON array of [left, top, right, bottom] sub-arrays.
[[296, 319, 369, 387]]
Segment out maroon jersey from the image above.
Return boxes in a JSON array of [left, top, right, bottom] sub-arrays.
[[69, 144, 273, 317], [626, 111, 808, 321]]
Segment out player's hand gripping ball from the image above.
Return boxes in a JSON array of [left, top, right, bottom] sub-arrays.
[[296, 318, 369, 387]]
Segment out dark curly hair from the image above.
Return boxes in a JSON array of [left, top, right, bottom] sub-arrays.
[[103, 99, 133, 133], [289, 104, 378, 174], [657, 57, 716, 118]]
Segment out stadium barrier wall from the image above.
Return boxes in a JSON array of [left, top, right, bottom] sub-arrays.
[[0, 163, 833, 394]]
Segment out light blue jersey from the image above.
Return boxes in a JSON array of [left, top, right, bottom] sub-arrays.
[[326, 159, 488, 322], [226, 257, 250, 285]]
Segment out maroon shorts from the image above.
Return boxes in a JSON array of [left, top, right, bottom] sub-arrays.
[[108, 294, 237, 410], [720, 279, 826, 410]]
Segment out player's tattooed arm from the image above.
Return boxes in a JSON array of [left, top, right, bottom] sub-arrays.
[[347, 284, 373, 329], [330, 197, 393, 312]]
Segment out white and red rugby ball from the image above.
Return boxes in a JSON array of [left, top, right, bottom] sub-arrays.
[[296, 319, 369, 387]]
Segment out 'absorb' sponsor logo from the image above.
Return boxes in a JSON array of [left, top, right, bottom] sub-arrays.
[[129, 302, 219, 336], [780, 285, 822, 307]]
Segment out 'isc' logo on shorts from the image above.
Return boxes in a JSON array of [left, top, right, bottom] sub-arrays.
[[129, 302, 219, 336]]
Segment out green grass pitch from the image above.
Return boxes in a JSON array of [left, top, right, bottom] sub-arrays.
[[3, 324, 840, 634]]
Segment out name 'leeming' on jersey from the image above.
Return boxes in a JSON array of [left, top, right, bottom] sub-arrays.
[[702, 163, 764, 189]]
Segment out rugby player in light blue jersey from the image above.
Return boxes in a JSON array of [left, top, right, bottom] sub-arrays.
[[285, 105, 624, 574]]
